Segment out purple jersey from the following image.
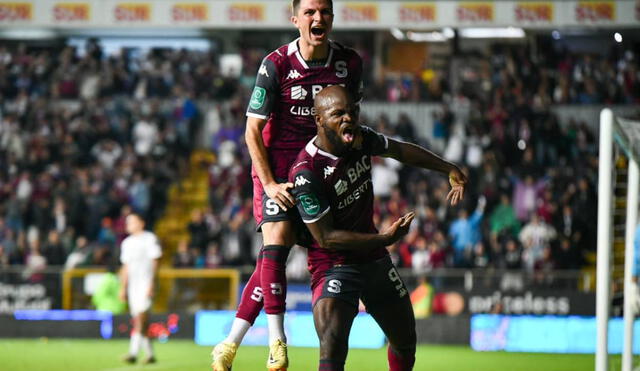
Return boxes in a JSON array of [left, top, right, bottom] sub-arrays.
[[289, 126, 389, 269], [247, 39, 363, 179]]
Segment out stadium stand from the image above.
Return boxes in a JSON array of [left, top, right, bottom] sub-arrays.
[[0, 40, 638, 288]]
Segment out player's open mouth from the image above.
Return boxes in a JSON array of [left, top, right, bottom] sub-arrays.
[[311, 26, 326, 38], [341, 126, 355, 143]]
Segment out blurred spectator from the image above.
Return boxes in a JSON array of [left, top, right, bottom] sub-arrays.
[[471, 242, 490, 269], [501, 239, 524, 291], [43, 230, 66, 266], [133, 115, 158, 156], [113, 205, 132, 245], [519, 214, 557, 272], [188, 209, 209, 253], [97, 218, 117, 247], [205, 242, 223, 269], [512, 175, 547, 222], [371, 157, 400, 199], [52, 198, 68, 234], [64, 236, 90, 270], [411, 236, 431, 276], [534, 247, 555, 286], [449, 197, 485, 267], [554, 204, 586, 250], [173, 239, 195, 268], [23, 240, 47, 282], [129, 173, 150, 217], [92, 140, 122, 169], [489, 193, 520, 238], [90, 243, 111, 266], [554, 237, 580, 270]]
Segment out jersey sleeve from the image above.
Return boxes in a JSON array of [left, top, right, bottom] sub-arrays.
[[147, 233, 162, 260], [290, 168, 331, 223], [360, 126, 389, 156], [246, 57, 279, 120]]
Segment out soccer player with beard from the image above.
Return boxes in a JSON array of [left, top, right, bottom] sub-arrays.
[[211, 1, 363, 370], [289, 86, 467, 371]]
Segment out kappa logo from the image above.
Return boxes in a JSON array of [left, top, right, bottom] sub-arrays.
[[324, 166, 336, 179], [258, 64, 269, 77], [291, 85, 308, 100], [287, 69, 302, 80], [334, 179, 348, 196], [295, 175, 310, 187]]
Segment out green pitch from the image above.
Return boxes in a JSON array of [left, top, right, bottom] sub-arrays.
[[0, 339, 618, 371]]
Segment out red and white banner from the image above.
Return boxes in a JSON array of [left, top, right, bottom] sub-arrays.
[[574, 1, 615, 23], [0, 0, 636, 28], [171, 2, 207, 23], [398, 3, 437, 23], [113, 2, 151, 23], [53, 2, 90, 22], [227, 3, 264, 23], [515, 2, 553, 23], [456, 2, 494, 23], [0, 2, 32, 22], [339, 2, 378, 26]]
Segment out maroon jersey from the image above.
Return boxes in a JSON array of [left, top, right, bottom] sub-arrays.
[[247, 39, 363, 179], [289, 126, 389, 270]]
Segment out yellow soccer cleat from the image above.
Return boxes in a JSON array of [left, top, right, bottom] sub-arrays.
[[211, 342, 238, 371], [266, 339, 289, 371]]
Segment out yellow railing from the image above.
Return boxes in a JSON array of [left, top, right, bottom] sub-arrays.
[[62, 268, 239, 312]]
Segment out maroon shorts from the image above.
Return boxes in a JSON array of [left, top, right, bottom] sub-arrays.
[[251, 150, 299, 229], [251, 174, 315, 248], [310, 256, 409, 310], [252, 174, 294, 229]]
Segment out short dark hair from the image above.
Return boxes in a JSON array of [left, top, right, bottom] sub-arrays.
[[127, 212, 144, 224], [292, 0, 333, 15]]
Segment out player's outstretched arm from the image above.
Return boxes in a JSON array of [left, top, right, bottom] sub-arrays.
[[382, 138, 467, 205], [305, 211, 414, 251], [245, 116, 295, 210]]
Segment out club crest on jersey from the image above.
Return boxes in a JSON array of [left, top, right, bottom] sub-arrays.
[[334, 179, 348, 196], [258, 64, 269, 77], [287, 69, 302, 80], [295, 175, 310, 187], [324, 166, 336, 179], [291, 85, 308, 100]]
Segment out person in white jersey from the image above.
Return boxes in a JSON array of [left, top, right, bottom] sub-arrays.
[[119, 213, 162, 364]]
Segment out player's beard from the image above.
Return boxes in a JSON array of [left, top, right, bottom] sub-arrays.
[[322, 122, 350, 156]]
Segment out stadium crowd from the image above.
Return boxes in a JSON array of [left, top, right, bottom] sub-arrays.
[[0, 40, 637, 283], [368, 43, 640, 104], [0, 42, 200, 276]]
